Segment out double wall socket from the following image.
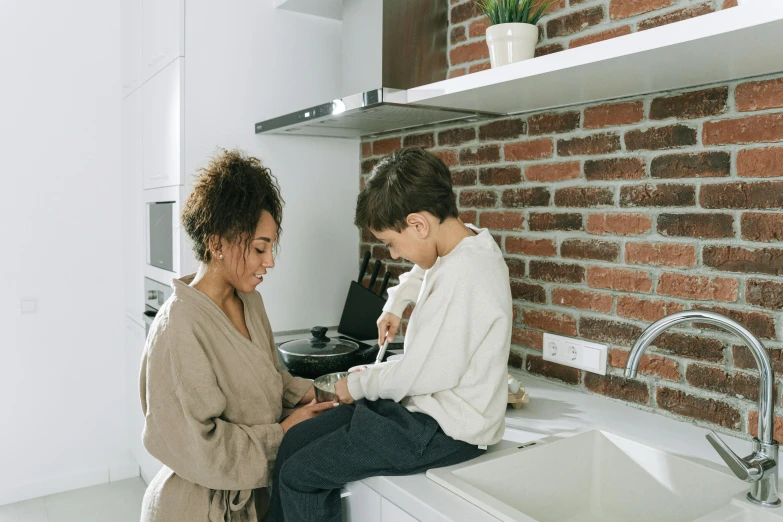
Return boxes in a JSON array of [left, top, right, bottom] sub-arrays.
[[543, 333, 608, 375]]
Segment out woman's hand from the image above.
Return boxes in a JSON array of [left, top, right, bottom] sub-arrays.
[[376, 311, 401, 346], [280, 399, 336, 434], [335, 378, 354, 405], [297, 385, 315, 405]]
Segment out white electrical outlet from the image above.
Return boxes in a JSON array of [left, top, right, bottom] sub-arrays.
[[543, 333, 608, 375]]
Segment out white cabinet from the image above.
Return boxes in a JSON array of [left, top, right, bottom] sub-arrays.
[[381, 498, 418, 522], [142, 58, 184, 189], [121, 0, 142, 97], [342, 481, 382, 522], [122, 90, 144, 317], [142, 0, 184, 82]]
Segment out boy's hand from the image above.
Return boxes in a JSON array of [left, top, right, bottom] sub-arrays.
[[376, 311, 401, 346], [335, 378, 355, 404]]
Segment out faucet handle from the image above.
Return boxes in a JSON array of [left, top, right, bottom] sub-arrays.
[[707, 431, 763, 483]]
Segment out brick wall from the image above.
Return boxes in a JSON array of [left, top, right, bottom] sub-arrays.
[[448, 0, 739, 77], [359, 73, 783, 440]]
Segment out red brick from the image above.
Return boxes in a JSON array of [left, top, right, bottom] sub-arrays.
[[450, 2, 480, 24], [650, 87, 727, 120], [547, 6, 605, 38], [528, 111, 581, 136], [723, 0, 738, 7], [587, 213, 652, 235], [686, 365, 764, 402], [511, 281, 547, 303], [529, 261, 585, 283], [657, 213, 734, 239], [554, 187, 614, 207], [639, 3, 715, 31], [433, 149, 458, 167], [450, 25, 466, 45], [527, 355, 582, 385], [625, 242, 697, 267], [741, 213, 783, 242], [610, 0, 675, 20], [749, 279, 783, 311], [584, 101, 643, 129], [480, 211, 525, 231], [543, 0, 568, 15], [526, 162, 580, 182], [361, 159, 379, 175], [748, 410, 783, 441], [529, 213, 583, 231], [570, 26, 631, 48], [373, 137, 401, 156], [468, 17, 490, 38], [459, 145, 501, 166], [535, 43, 564, 57], [402, 132, 435, 149], [654, 332, 725, 362], [512, 327, 544, 350], [584, 157, 646, 181], [506, 237, 557, 256], [587, 266, 652, 293], [617, 296, 685, 322], [609, 349, 679, 381], [361, 142, 372, 158], [451, 169, 477, 186], [625, 125, 697, 151], [438, 127, 476, 147], [580, 318, 643, 347], [561, 238, 620, 261], [478, 118, 526, 141], [552, 288, 613, 313], [585, 374, 650, 404], [505, 257, 526, 279], [371, 245, 392, 261], [448, 68, 467, 79], [737, 147, 783, 178], [620, 183, 696, 207], [459, 189, 497, 208], [704, 113, 783, 145], [657, 388, 741, 429], [469, 62, 491, 74], [736, 78, 783, 112], [651, 151, 730, 178], [508, 349, 524, 369], [657, 272, 738, 302], [734, 344, 783, 374], [504, 139, 554, 161], [479, 166, 522, 185], [558, 133, 621, 156], [450, 41, 490, 65], [524, 309, 577, 336], [459, 210, 477, 225], [701, 181, 783, 209], [501, 187, 551, 208], [693, 305, 777, 339]]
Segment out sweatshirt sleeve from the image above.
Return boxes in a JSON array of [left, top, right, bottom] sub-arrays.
[[348, 266, 497, 402], [382, 264, 426, 318], [142, 331, 283, 491]]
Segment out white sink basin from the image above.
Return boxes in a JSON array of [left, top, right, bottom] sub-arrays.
[[427, 428, 780, 522]]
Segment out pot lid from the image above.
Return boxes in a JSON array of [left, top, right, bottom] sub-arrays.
[[278, 327, 360, 357]]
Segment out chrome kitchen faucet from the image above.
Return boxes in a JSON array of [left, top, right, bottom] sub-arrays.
[[625, 310, 780, 507]]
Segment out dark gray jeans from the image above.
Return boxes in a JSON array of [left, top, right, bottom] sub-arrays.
[[268, 399, 485, 522]]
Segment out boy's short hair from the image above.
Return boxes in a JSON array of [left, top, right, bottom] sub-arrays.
[[355, 147, 459, 232]]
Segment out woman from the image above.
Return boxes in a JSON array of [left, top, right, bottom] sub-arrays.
[[139, 149, 336, 522]]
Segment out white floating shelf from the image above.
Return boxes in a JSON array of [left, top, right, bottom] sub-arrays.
[[274, 0, 342, 21], [407, 1, 783, 116]]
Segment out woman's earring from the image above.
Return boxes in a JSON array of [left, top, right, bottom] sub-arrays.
[[219, 253, 224, 259]]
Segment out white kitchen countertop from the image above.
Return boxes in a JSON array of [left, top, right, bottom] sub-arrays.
[[358, 374, 771, 522]]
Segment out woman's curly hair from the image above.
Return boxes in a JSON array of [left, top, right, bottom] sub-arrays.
[[182, 149, 283, 263]]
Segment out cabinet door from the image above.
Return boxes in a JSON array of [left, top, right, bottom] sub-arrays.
[[121, 0, 142, 97], [142, 0, 184, 82], [342, 481, 381, 522], [381, 498, 418, 522], [142, 58, 183, 189], [122, 91, 144, 317]]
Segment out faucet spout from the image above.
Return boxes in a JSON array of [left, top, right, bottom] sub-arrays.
[[624, 310, 779, 507]]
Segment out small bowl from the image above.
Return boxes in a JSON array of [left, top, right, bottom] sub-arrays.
[[313, 371, 350, 403]]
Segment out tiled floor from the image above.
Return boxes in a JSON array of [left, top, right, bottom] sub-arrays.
[[0, 478, 146, 522]]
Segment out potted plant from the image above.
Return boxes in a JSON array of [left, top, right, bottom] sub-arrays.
[[478, 0, 554, 68]]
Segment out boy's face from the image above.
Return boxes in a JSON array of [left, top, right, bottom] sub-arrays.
[[371, 213, 438, 269]]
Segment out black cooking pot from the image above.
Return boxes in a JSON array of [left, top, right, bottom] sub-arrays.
[[277, 327, 379, 379]]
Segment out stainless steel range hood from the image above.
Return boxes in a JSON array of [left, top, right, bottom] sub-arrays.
[[255, 0, 499, 138]]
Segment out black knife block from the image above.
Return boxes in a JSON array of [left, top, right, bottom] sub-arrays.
[[338, 281, 386, 341]]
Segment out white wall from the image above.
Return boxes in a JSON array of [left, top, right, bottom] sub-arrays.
[[0, 0, 127, 505], [185, 0, 361, 332]]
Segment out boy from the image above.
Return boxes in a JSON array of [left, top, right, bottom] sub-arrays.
[[268, 147, 512, 522]]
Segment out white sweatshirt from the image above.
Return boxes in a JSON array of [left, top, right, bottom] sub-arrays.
[[347, 225, 512, 446]]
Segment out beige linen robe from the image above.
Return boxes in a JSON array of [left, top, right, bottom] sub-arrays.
[[139, 275, 311, 522]]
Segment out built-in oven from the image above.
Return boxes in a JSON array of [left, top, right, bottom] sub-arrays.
[[143, 277, 173, 338]]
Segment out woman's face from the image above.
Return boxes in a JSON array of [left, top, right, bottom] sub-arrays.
[[217, 211, 278, 293]]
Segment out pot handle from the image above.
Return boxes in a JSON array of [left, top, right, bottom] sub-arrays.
[[309, 326, 330, 342]]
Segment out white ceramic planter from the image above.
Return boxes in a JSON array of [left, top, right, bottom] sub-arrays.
[[485, 23, 539, 68]]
